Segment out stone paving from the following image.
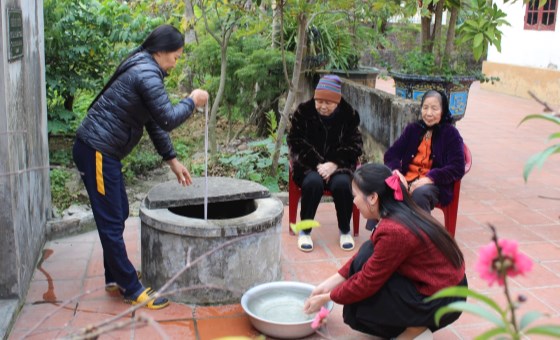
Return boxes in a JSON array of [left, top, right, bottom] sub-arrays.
[[7, 79, 560, 339]]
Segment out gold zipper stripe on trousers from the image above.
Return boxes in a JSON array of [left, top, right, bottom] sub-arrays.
[[95, 151, 105, 195]]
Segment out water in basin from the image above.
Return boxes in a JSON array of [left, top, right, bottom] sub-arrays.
[[249, 290, 313, 323]]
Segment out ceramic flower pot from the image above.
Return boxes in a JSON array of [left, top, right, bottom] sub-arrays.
[[390, 72, 477, 122], [327, 66, 380, 88]]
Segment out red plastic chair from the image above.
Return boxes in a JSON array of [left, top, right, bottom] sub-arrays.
[[435, 143, 472, 237], [288, 166, 360, 236]]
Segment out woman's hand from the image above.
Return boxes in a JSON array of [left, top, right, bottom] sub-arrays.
[[409, 176, 433, 193], [317, 162, 338, 181], [166, 158, 192, 186], [189, 89, 209, 108], [304, 273, 345, 314], [304, 293, 331, 314]]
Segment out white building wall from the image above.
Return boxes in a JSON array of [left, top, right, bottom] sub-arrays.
[[487, 1, 560, 70]]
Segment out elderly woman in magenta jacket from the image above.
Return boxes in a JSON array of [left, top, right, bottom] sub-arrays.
[[384, 89, 465, 213]]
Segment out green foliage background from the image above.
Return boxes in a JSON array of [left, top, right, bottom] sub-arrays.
[[43, 0, 386, 210], [44, 0, 163, 135]]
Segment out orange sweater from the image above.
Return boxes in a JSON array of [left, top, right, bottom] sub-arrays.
[[405, 134, 433, 182]]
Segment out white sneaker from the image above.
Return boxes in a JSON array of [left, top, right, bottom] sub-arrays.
[[340, 233, 355, 251], [298, 234, 313, 252]]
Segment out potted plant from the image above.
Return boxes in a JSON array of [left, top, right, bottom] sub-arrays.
[[302, 15, 381, 88], [328, 54, 380, 88], [384, 0, 509, 121]]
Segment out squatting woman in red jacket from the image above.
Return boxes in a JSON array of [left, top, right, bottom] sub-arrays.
[[304, 163, 467, 339]]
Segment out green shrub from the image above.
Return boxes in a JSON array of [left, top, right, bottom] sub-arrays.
[[49, 149, 73, 167], [44, 0, 161, 135], [72, 89, 96, 130], [218, 137, 288, 192], [50, 168, 77, 211], [122, 148, 162, 182], [173, 140, 191, 161]]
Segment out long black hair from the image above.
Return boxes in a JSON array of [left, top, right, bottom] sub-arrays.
[[89, 24, 184, 110], [420, 89, 453, 125], [353, 163, 464, 268]]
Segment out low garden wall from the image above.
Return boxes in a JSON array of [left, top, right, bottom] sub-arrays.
[[341, 79, 420, 161]]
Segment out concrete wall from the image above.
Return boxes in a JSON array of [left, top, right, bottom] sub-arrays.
[[483, 1, 560, 105], [481, 61, 560, 106], [487, 2, 560, 69], [340, 79, 420, 158], [0, 0, 49, 303]]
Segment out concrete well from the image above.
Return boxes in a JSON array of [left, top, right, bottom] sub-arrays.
[[139, 177, 283, 305]]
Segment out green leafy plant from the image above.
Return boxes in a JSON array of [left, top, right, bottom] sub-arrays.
[[218, 137, 288, 192], [265, 110, 278, 141], [455, 0, 509, 61], [190, 34, 293, 137], [49, 149, 73, 167], [280, 4, 378, 72], [121, 146, 162, 182], [50, 168, 79, 211], [189, 162, 207, 178], [428, 225, 560, 339], [173, 140, 191, 161], [305, 20, 375, 71], [383, 0, 512, 78], [518, 112, 560, 181], [390, 47, 499, 83], [44, 0, 161, 135]]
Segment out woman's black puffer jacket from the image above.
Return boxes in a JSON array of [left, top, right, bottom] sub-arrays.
[[76, 51, 195, 161]]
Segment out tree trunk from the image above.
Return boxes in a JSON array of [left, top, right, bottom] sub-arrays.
[[271, 0, 281, 48], [181, 0, 197, 93], [443, 5, 459, 64], [421, 16, 431, 52], [200, 1, 238, 155], [184, 0, 197, 44], [227, 104, 233, 142], [432, 0, 444, 65], [271, 12, 308, 177], [209, 45, 229, 154]]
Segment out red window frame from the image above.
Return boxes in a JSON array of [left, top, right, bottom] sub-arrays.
[[524, 0, 557, 31]]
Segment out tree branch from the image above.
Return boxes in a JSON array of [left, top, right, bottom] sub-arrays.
[[528, 91, 558, 114]]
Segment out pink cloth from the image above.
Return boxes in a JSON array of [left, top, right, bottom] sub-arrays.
[[311, 306, 329, 329], [385, 174, 404, 201]]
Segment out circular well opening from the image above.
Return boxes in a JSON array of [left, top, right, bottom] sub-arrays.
[[168, 199, 257, 219]]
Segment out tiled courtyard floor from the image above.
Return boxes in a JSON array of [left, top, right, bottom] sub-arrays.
[[8, 79, 560, 339]]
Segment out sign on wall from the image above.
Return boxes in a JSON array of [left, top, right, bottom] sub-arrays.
[[8, 8, 23, 61]]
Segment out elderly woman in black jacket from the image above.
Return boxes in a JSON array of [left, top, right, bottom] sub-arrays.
[[287, 75, 363, 253], [73, 24, 208, 309]]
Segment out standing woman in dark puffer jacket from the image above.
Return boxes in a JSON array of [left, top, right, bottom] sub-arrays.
[[73, 24, 209, 310]]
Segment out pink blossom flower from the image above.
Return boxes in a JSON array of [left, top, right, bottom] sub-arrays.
[[311, 306, 329, 330], [475, 239, 533, 286]]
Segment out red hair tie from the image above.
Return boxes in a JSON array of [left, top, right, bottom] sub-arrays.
[[385, 174, 404, 201]]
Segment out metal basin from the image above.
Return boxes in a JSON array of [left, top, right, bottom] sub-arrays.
[[241, 281, 334, 339]]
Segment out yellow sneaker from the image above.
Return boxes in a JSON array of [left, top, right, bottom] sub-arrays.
[[124, 287, 170, 310]]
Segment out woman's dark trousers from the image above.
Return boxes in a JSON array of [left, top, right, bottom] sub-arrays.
[[73, 138, 142, 296], [299, 171, 353, 235]]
